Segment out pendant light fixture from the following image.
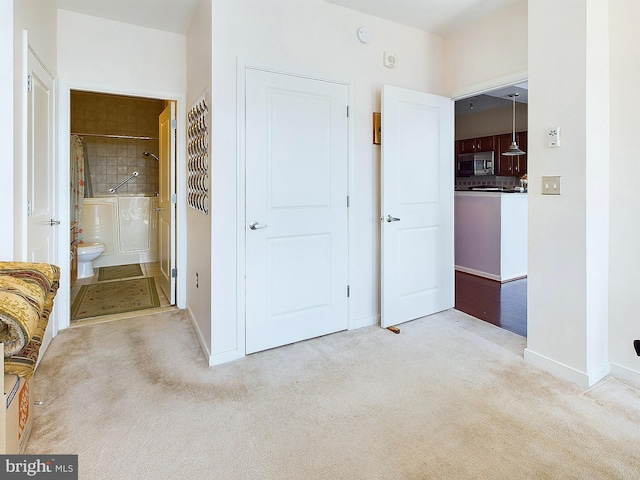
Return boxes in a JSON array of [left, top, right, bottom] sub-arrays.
[[502, 93, 525, 156]]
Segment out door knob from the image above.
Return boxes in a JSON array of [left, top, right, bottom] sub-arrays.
[[386, 215, 401, 223], [49, 219, 61, 226], [249, 221, 267, 230]]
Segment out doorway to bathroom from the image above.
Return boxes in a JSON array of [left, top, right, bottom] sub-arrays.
[[69, 90, 176, 323]]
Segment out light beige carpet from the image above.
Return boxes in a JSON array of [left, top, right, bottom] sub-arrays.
[[27, 309, 640, 479]]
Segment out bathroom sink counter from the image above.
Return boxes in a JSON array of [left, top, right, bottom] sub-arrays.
[[93, 193, 158, 198]]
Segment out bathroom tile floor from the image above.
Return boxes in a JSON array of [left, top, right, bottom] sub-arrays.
[[70, 262, 174, 326]]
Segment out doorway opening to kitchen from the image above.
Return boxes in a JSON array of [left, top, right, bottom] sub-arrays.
[[452, 81, 529, 336]]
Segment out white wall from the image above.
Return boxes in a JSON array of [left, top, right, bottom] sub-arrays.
[[55, 10, 188, 329], [208, 0, 443, 363], [14, 0, 57, 75], [608, 0, 640, 386], [525, 0, 610, 387], [185, 0, 213, 359], [444, 0, 640, 387], [1, 0, 14, 259], [57, 10, 186, 95], [443, 0, 528, 98]]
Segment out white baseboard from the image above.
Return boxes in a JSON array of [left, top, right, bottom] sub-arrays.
[[455, 266, 501, 282], [350, 314, 379, 330], [524, 348, 610, 388], [187, 308, 378, 366], [208, 349, 245, 366], [455, 266, 527, 283], [609, 362, 640, 388], [587, 362, 611, 387], [501, 272, 528, 282], [186, 306, 212, 362], [186, 307, 245, 366]]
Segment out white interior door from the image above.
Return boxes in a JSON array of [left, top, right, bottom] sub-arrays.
[[245, 68, 349, 354], [158, 102, 176, 304], [26, 49, 56, 362], [381, 85, 454, 328]]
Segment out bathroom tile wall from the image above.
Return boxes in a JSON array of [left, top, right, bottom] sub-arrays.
[[71, 91, 166, 196]]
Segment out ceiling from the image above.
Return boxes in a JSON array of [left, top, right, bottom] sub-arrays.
[[54, 0, 524, 37], [455, 82, 528, 115], [54, 0, 199, 34], [53, 0, 527, 111], [325, 0, 524, 36]]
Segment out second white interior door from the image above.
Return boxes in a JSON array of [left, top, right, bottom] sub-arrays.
[[245, 69, 349, 354], [381, 85, 454, 328]]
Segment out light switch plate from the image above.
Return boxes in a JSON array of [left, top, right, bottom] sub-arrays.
[[542, 176, 561, 195]]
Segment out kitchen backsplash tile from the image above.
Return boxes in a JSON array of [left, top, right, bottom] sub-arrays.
[[455, 176, 520, 189]]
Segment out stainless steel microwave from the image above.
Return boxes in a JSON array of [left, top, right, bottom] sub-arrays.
[[457, 151, 495, 176]]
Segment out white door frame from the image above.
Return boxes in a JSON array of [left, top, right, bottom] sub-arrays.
[[55, 81, 188, 331], [236, 61, 354, 357]]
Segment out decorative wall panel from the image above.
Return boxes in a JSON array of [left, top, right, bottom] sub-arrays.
[[187, 91, 209, 213]]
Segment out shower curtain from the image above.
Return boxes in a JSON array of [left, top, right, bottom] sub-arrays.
[[71, 135, 89, 241], [83, 139, 93, 199]]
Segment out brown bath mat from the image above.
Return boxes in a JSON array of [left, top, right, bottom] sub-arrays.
[[71, 277, 160, 320], [97, 263, 143, 282]]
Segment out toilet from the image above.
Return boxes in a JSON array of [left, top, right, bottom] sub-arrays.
[[77, 242, 106, 279]]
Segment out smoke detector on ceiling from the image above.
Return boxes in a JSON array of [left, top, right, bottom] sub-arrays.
[[357, 27, 371, 44]]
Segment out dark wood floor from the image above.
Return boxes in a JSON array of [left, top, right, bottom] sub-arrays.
[[454, 271, 527, 337]]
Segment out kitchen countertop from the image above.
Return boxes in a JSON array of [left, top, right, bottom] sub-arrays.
[[455, 190, 527, 195]]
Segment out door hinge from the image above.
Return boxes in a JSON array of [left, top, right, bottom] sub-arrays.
[[27, 75, 32, 92], [171, 268, 177, 278], [346, 195, 350, 208], [346, 105, 350, 118], [347, 285, 350, 298], [171, 119, 177, 129], [171, 193, 177, 204], [26, 200, 32, 217]]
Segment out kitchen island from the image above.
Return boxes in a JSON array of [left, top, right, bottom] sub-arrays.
[[454, 191, 527, 282]]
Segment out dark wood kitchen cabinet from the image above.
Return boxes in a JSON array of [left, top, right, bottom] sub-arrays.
[[495, 133, 513, 175], [457, 135, 495, 154], [514, 131, 527, 175], [496, 131, 527, 176]]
